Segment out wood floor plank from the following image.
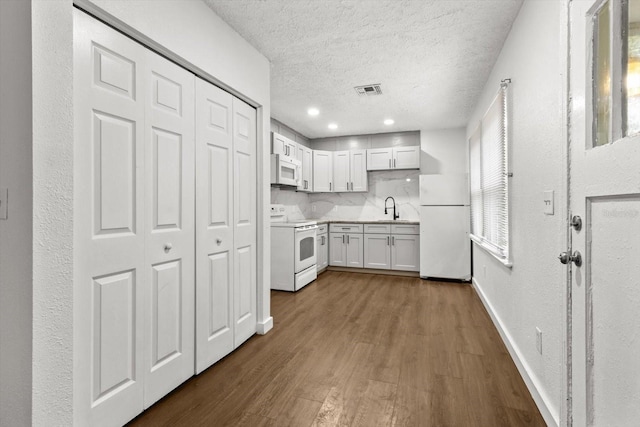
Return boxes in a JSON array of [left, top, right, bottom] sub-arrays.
[[128, 271, 545, 427]]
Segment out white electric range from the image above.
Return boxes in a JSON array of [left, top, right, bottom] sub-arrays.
[[270, 205, 318, 291]]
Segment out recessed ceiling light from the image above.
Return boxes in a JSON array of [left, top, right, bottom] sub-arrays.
[[308, 108, 319, 116], [384, 119, 395, 125], [328, 123, 338, 130]]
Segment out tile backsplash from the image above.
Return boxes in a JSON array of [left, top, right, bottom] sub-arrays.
[[271, 170, 420, 222]]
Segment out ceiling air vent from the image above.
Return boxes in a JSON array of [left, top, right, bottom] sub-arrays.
[[354, 84, 383, 96]]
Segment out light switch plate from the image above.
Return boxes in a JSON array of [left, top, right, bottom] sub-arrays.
[[543, 190, 554, 215], [0, 188, 7, 220]]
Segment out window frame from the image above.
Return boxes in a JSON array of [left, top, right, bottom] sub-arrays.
[[468, 83, 512, 267], [588, 0, 640, 148]]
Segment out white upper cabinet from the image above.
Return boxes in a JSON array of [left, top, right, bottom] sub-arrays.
[[271, 131, 297, 158], [367, 146, 420, 171], [296, 144, 313, 192], [313, 150, 333, 192], [393, 146, 420, 169], [350, 149, 368, 192], [333, 151, 350, 192], [332, 149, 367, 193]]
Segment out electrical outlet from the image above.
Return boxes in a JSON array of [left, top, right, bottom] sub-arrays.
[[536, 327, 542, 354], [333, 206, 338, 212]]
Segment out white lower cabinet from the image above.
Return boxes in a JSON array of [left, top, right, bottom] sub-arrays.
[[364, 234, 391, 269], [317, 230, 329, 271], [391, 234, 420, 272], [363, 223, 420, 272], [329, 232, 363, 267]]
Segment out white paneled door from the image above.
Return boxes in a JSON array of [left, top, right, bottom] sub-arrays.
[[142, 48, 195, 408], [74, 10, 147, 426], [232, 97, 258, 348], [195, 79, 257, 372], [195, 80, 234, 373], [568, 1, 640, 426]]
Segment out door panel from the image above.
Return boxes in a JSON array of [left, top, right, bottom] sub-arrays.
[[350, 149, 368, 192], [313, 150, 333, 192], [363, 234, 390, 269], [74, 10, 146, 426], [393, 146, 420, 169], [232, 98, 257, 349], [143, 48, 195, 409], [92, 270, 136, 404], [346, 233, 364, 268], [195, 79, 234, 373], [569, 2, 640, 425], [333, 151, 349, 192], [329, 233, 346, 266], [367, 148, 392, 170], [391, 234, 420, 272]]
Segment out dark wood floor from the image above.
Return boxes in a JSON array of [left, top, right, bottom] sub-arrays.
[[129, 271, 545, 426]]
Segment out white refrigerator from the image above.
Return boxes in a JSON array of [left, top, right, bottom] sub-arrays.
[[419, 174, 471, 281]]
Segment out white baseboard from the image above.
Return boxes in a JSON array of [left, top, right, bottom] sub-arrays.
[[256, 316, 273, 335], [472, 278, 558, 427]]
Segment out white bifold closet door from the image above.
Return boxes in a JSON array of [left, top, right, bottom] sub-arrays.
[[74, 10, 195, 426], [195, 78, 257, 373]]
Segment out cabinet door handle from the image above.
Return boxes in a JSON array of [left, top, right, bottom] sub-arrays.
[[347, 234, 350, 244], [322, 236, 325, 245], [342, 235, 345, 244], [388, 159, 391, 168], [330, 182, 332, 191], [387, 236, 390, 246], [392, 236, 395, 245], [394, 158, 396, 168]]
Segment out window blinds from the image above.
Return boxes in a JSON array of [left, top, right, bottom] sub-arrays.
[[469, 85, 509, 260]]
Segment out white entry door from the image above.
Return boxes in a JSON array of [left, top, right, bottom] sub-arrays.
[[142, 48, 195, 408], [569, 1, 640, 426], [195, 79, 235, 373]]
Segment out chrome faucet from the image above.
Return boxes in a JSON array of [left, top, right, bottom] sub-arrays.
[[384, 196, 399, 220]]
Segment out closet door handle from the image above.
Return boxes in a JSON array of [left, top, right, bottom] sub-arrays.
[[164, 243, 173, 252]]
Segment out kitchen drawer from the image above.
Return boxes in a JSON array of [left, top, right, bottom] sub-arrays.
[[317, 224, 328, 234], [391, 224, 420, 235], [329, 223, 363, 233], [364, 223, 391, 234]]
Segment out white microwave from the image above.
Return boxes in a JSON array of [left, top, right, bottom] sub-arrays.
[[271, 154, 301, 187]]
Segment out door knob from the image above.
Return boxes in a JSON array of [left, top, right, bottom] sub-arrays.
[[216, 238, 222, 245], [558, 250, 582, 267], [570, 215, 582, 231], [164, 243, 173, 252]]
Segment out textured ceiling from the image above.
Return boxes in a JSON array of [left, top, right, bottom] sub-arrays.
[[203, 0, 523, 138]]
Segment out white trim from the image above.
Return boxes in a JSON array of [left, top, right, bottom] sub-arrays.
[[256, 317, 273, 335], [472, 277, 558, 427]]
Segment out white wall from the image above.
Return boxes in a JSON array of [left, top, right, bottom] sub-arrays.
[[420, 127, 467, 174], [29, 1, 272, 424], [465, 1, 566, 425], [271, 118, 311, 148], [0, 1, 33, 425]]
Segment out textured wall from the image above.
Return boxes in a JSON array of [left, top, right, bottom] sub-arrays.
[[465, 1, 566, 424], [420, 128, 468, 175], [0, 0, 33, 425]]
